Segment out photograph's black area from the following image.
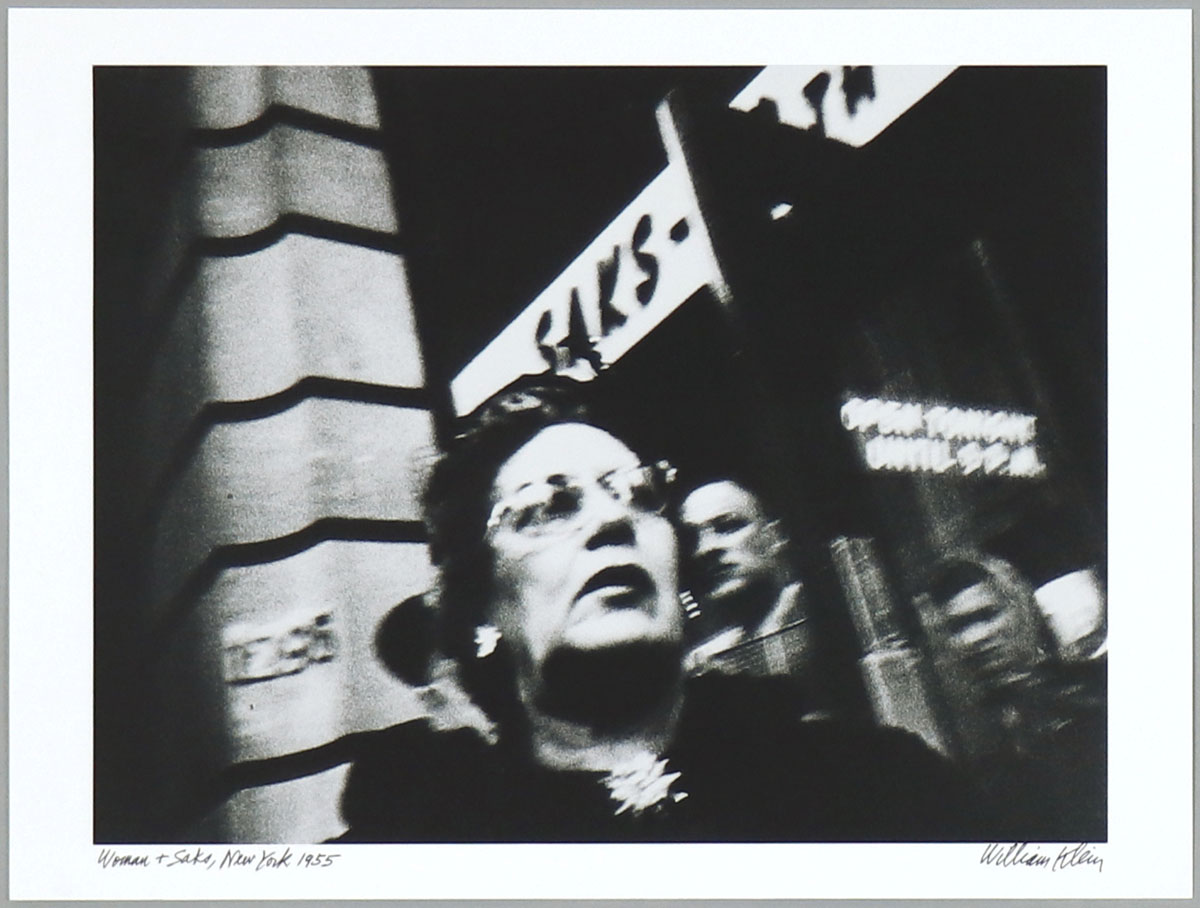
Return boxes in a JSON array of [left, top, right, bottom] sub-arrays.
[[95, 65, 1106, 845]]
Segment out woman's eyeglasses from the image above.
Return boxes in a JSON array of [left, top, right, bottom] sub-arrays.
[[486, 461, 676, 538]]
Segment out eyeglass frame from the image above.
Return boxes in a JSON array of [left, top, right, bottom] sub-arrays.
[[484, 460, 678, 538]]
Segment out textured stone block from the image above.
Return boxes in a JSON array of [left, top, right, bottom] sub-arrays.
[[193, 126, 398, 237], [153, 540, 433, 838], [188, 66, 380, 130], [150, 401, 436, 614], [205, 540, 432, 762], [217, 764, 352, 844], [142, 235, 425, 489]]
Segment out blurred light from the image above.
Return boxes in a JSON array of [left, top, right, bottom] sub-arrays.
[[1034, 569, 1106, 660]]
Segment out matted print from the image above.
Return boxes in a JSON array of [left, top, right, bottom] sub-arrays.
[[9, 8, 1193, 901]]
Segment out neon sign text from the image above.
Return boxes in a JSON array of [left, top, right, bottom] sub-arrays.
[[840, 396, 1045, 478]]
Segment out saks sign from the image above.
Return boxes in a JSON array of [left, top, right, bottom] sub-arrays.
[[452, 102, 727, 415], [730, 65, 956, 147], [452, 69, 959, 414], [840, 396, 1046, 479]]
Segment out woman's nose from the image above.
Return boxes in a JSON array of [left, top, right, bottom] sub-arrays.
[[582, 489, 637, 550], [586, 518, 636, 550]]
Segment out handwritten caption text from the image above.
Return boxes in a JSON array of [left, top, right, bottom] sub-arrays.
[[98, 847, 339, 871]]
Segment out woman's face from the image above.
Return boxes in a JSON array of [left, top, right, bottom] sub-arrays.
[[484, 423, 683, 691]]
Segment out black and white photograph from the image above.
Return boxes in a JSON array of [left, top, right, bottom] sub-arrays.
[[9, 8, 1193, 901], [94, 62, 1110, 847]]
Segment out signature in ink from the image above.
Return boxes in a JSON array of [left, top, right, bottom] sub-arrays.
[[980, 842, 1103, 873]]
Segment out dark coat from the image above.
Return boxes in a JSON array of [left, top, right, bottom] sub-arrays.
[[336, 674, 993, 843]]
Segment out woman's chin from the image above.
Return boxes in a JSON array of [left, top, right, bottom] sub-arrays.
[[562, 610, 678, 651], [535, 635, 685, 730]]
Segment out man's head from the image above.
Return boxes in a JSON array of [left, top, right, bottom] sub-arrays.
[[929, 558, 1048, 694], [679, 480, 790, 626]]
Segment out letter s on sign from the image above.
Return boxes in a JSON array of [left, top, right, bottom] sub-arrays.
[[631, 215, 658, 305]]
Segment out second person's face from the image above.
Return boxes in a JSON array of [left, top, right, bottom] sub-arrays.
[[680, 481, 779, 602]]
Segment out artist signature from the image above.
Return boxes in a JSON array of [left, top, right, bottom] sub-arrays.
[[980, 842, 1103, 873]]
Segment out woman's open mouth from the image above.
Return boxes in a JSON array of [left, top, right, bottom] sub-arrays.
[[575, 564, 655, 608]]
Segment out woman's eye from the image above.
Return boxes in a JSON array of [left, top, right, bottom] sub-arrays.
[[627, 479, 660, 511], [510, 505, 540, 532], [543, 487, 581, 519]]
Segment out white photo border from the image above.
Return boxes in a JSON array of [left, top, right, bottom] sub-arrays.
[[9, 7, 1194, 900]]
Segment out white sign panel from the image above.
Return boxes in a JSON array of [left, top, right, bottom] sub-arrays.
[[451, 101, 727, 415], [730, 65, 957, 147]]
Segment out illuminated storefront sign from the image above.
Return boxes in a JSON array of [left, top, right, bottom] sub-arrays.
[[452, 102, 727, 415], [840, 396, 1045, 478], [729, 65, 956, 147]]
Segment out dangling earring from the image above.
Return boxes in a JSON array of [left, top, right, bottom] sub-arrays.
[[678, 590, 701, 620], [474, 624, 502, 658]]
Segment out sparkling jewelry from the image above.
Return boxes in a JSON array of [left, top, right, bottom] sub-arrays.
[[601, 750, 688, 816]]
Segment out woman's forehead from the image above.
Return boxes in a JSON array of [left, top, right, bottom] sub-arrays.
[[492, 422, 639, 492]]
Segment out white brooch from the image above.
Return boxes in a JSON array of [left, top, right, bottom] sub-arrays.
[[601, 751, 689, 816]]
